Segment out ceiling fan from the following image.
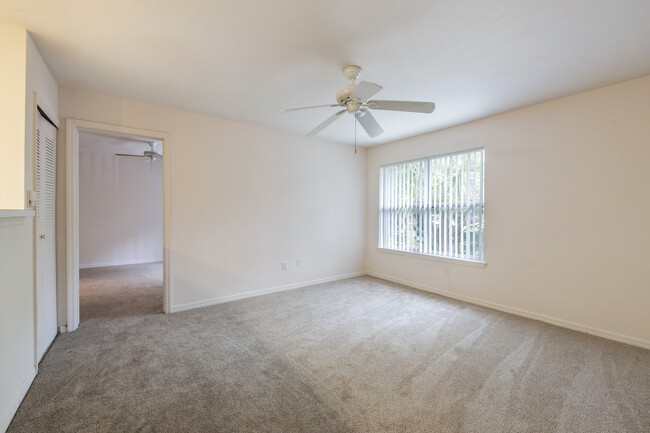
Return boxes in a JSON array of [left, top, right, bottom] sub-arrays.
[[115, 142, 163, 161], [281, 65, 435, 139]]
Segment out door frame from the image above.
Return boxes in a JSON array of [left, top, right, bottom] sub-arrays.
[[65, 118, 172, 332]]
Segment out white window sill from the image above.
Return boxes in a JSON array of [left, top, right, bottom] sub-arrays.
[[0, 209, 35, 218], [376, 247, 487, 268]]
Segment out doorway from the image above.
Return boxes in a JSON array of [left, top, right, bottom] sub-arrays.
[[65, 119, 172, 331], [78, 131, 164, 319]]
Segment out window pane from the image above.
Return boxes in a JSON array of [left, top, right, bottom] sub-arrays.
[[379, 149, 484, 262]]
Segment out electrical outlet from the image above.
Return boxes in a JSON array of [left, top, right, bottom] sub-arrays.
[[282, 261, 288, 271], [444, 266, 451, 275], [296, 258, 302, 267]]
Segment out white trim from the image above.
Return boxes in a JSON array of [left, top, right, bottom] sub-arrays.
[[171, 272, 366, 313], [65, 120, 79, 332], [376, 247, 487, 268], [0, 209, 35, 218], [79, 258, 163, 269], [367, 271, 650, 350], [65, 119, 172, 332], [0, 366, 36, 433]]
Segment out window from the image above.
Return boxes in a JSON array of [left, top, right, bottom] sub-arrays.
[[379, 148, 484, 262]]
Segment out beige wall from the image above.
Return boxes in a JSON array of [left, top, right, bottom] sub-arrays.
[[0, 24, 26, 209], [366, 75, 650, 347], [79, 151, 163, 268], [0, 29, 58, 432], [56, 88, 366, 319]]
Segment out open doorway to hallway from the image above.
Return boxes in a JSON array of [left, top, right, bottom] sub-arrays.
[[77, 131, 163, 320]]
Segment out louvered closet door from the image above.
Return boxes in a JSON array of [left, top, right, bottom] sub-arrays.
[[36, 111, 57, 362]]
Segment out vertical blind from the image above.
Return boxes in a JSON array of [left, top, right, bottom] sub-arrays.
[[379, 148, 484, 262]]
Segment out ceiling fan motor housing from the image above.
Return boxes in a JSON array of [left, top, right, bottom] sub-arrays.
[[144, 150, 163, 161], [345, 98, 362, 113], [336, 84, 358, 106], [337, 65, 364, 111]]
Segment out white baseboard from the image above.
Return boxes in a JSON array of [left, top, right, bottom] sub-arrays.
[[367, 271, 650, 350], [0, 366, 36, 433], [79, 258, 163, 269], [170, 271, 366, 313]]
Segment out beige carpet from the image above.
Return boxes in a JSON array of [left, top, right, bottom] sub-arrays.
[[8, 263, 650, 432]]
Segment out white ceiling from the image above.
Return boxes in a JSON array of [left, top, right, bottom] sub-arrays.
[[79, 130, 162, 156], [3, 0, 650, 146]]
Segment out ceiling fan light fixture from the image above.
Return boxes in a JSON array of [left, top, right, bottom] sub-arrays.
[[345, 100, 361, 113]]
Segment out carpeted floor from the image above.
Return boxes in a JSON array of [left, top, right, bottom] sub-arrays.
[[8, 263, 650, 432]]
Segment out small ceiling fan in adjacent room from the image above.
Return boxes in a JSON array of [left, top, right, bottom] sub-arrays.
[[281, 65, 436, 139], [115, 142, 163, 161]]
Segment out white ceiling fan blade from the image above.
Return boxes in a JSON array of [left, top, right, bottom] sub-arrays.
[[365, 100, 435, 113], [115, 153, 146, 158], [281, 104, 341, 113], [307, 109, 346, 136], [350, 81, 383, 102], [355, 109, 384, 138]]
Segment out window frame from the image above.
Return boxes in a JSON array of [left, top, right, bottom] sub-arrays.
[[377, 147, 486, 268]]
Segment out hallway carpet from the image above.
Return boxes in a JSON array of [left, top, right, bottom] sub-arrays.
[[8, 263, 650, 432]]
